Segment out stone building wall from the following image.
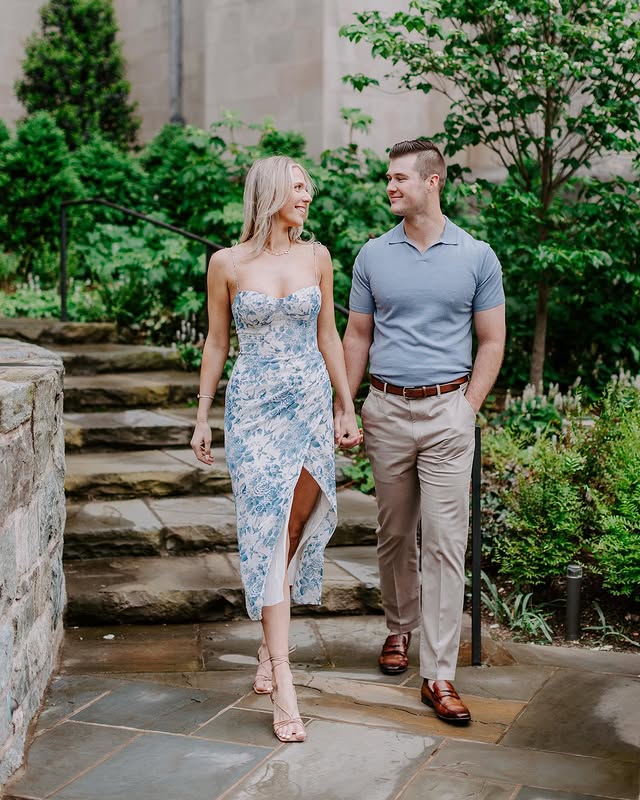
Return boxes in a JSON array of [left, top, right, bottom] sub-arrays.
[[0, 0, 499, 168], [0, 340, 66, 786]]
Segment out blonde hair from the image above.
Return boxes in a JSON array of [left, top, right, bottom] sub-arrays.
[[239, 156, 315, 257]]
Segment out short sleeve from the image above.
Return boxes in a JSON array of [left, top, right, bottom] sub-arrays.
[[349, 243, 375, 314], [473, 245, 505, 312]]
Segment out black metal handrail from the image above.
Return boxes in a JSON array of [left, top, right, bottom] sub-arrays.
[[59, 198, 223, 321]]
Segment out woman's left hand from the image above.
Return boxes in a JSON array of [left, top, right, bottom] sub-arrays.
[[334, 410, 363, 450]]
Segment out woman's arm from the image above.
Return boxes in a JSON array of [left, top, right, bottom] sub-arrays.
[[190, 249, 233, 464], [315, 244, 361, 449]]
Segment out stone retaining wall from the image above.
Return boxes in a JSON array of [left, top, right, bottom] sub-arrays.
[[0, 339, 66, 786]]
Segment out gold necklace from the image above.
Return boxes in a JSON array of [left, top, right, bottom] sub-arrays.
[[265, 243, 291, 256]]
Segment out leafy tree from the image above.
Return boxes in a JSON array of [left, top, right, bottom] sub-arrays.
[[340, 0, 640, 388], [15, 0, 139, 150], [0, 112, 83, 273]]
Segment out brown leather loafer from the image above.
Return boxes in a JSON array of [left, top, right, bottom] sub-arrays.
[[421, 679, 471, 724], [378, 632, 411, 675]]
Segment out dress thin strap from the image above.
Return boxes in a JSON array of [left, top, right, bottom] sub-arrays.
[[230, 246, 240, 291], [312, 241, 320, 286]]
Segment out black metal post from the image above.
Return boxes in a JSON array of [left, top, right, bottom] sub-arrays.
[[565, 564, 582, 641], [471, 424, 482, 666], [60, 205, 68, 322]]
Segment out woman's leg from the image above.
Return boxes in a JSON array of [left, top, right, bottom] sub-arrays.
[[261, 585, 305, 741], [258, 468, 321, 740], [254, 468, 321, 694]]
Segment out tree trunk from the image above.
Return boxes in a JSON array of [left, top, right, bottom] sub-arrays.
[[530, 282, 550, 392]]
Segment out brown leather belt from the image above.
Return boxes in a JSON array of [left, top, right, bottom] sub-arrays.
[[370, 374, 468, 399]]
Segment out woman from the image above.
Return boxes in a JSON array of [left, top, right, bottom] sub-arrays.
[[191, 155, 361, 743]]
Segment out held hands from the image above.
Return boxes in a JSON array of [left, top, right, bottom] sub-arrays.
[[191, 421, 215, 465], [334, 409, 363, 450]]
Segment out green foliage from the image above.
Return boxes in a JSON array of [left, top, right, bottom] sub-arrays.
[[340, 0, 640, 387], [499, 436, 586, 585], [485, 378, 640, 600], [342, 453, 375, 494], [140, 123, 240, 243], [479, 571, 555, 643], [74, 222, 203, 340], [0, 112, 83, 274], [493, 382, 582, 444], [0, 273, 106, 320], [71, 132, 148, 217], [15, 0, 139, 149], [583, 601, 640, 648]]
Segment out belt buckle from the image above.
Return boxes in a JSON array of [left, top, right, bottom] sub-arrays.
[[402, 386, 408, 399]]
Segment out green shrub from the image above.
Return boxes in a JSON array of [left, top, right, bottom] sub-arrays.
[[0, 112, 83, 274], [497, 437, 587, 586], [485, 378, 640, 602]]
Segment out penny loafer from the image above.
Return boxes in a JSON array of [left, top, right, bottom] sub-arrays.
[[421, 679, 471, 724], [378, 632, 411, 675]]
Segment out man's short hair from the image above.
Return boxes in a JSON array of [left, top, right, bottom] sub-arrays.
[[389, 140, 447, 195]]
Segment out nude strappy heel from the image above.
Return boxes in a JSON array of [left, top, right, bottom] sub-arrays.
[[269, 655, 305, 743], [253, 643, 296, 695], [253, 642, 273, 695]]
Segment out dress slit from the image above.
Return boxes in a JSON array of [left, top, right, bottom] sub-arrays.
[[263, 456, 332, 609]]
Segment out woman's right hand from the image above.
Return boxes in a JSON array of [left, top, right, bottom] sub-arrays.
[[191, 421, 215, 465]]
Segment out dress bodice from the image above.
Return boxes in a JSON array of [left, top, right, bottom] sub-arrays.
[[232, 285, 321, 358]]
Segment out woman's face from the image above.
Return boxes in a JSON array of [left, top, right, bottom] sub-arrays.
[[278, 166, 312, 227]]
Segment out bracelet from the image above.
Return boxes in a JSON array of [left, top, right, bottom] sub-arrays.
[[197, 393, 215, 400]]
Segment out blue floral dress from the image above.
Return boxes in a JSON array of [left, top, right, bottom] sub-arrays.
[[224, 248, 337, 620]]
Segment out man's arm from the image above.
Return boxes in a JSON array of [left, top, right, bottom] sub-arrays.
[[465, 304, 506, 413], [340, 310, 374, 405]]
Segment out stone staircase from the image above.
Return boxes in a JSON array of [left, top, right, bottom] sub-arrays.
[[2, 318, 381, 626]]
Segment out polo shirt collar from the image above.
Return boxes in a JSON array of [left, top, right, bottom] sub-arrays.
[[388, 217, 460, 246]]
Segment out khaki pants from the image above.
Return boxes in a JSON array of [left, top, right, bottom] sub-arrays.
[[361, 384, 476, 681]]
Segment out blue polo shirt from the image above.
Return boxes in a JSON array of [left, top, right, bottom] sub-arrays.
[[349, 218, 505, 386]]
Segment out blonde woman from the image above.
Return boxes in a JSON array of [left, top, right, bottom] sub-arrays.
[[191, 156, 361, 743]]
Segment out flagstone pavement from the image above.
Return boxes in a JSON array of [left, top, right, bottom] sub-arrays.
[[3, 616, 639, 800]]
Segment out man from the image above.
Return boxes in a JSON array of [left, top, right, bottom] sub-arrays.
[[340, 139, 505, 723]]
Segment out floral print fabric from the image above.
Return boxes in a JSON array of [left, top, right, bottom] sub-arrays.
[[224, 285, 337, 620]]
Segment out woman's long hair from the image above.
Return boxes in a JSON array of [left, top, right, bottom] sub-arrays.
[[239, 156, 315, 257]]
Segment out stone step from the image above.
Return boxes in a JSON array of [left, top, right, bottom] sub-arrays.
[[64, 447, 232, 500], [52, 343, 182, 375], [0, 317, 117, 345], [64, 447, 354, 501], [64, 407, 224, 450], [62, 371, 217, 411], [63, 545, 382, 624], [64, 488, 378, 558]]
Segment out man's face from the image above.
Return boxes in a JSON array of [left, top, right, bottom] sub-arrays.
[[386, 154, 428, 217]]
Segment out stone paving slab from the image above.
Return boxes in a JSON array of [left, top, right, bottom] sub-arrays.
[[223, 719, 441, 800], [9, 620, 640, 800], [500, 668, 640, 763], [6, 721, 138, 798], [54, 731, 271, 800], [61, 624, 203, 674], [64, 407, 225, 450], [51, 343, 181, 375], [398, 770, 515, 800], [62, 371, 209, 411], [505, 642, 640, 676], [405, 664, 557, 702], [426, 739, 640, 799]]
